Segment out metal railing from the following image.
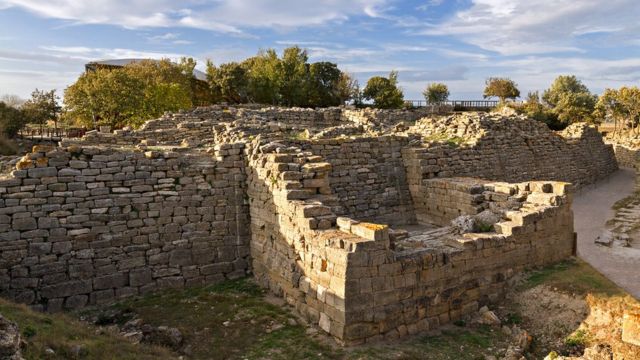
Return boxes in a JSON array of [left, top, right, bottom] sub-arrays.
[[18, 127, 87, 139], [406, 100, 521, 109]]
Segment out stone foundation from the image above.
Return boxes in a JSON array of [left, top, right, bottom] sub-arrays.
[[0, 144, 249, 311]]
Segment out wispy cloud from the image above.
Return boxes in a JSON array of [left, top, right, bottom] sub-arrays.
[[147, 32, 193, 45], [420, 0, 640, 55], [0, 0, 389, 35]]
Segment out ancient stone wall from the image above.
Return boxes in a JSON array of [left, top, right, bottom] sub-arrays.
[[404, 115, 618, 188], [341, 107, 451, 127], [608, 143, 640, 169], [339, 179, 575, 344], [293, 136, 415, 225], [246, 140, 351, 339], [0, 106, 615, 345], [0, 144, 250, 311]]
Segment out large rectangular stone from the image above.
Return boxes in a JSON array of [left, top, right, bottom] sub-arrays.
[[28, 167, 57, 178]]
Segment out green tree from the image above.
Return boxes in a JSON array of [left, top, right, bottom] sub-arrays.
[[65, 59, 192, 129], [423, 83, 450, 105], [125, 60, 193, 125], [543, 75, 596, 125], [203, 46, 355, 107], [595, 86, 640, 135], [207, 61, 249, 104], [244, 49, 282, 105], [522, 91, 562, 129], [178, 57, 214, 106], [65, 69, 145, 128], [308, 61, 342, 107], [22, 89, 61, 131], [278, 46, 309, 107], [483, 77, 520, 102], [362, 71, 404, 109], [0, 102, 26, 138], [336, 72, 359, 105]]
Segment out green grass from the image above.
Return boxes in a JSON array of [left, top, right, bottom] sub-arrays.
[[611, 191, 640, 211], [93, 278, 338, 360], [521, 258, 624, 297], [346, 326, 498, 360], [423, 133, 465, 147], [0, 298, 173, 360], [79, 278, 506, 360], [1, 258, 632, 360], [288, 130, 309, 141], [564, 329, 590, 347], [476, 223, 494, 233]]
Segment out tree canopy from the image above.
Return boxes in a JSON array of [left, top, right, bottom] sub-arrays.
[[206, 46, 356, 108], [22, 89, 61, 128], [0, 102, 25, 138], [423, 83, 450, 105], [362, 71, 404, 109], [65, 59, 194, 129], [595, 86, 640, 135], [483, 77, 520, 102], [543, 75, 596, 125]]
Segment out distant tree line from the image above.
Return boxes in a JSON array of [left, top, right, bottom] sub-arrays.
[[4, 44, 640, 134]]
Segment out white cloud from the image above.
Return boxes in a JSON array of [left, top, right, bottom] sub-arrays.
[[422, 0, 640, 55], [148, 32, 179, 41], [416, 0, 444, 11], [39, 46, 188, 62], [147, 32, 193, 45], [0, 0, 388, 34]]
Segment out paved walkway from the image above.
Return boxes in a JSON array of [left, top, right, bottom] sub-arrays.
[[573, 168, 639, 298]]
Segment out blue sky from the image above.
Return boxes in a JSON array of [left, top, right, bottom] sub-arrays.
[[1, 0, 639, 101]]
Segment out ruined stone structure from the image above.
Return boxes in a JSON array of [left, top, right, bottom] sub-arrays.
[[0, 106, 619, 343]]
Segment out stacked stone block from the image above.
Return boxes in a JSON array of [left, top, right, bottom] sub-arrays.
[[0, 144, 249, 311], [340, 180, 574, 344], [294, 136, 416, 225], [404, 114, 618, 188]]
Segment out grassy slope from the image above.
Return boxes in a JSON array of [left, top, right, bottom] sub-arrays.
[[0, 257, 634, 360], [0, 299, 174, 359]]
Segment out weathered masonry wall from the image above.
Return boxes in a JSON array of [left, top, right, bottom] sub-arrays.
[[245, 135, 577, 345], [0, 145, 249, 311], [608, 143, 640, 169], [0, 107, 616, 345], [404, 119, 618, 188], [246, 141, 352, 340], [295, 136, 415, 225], [341, 180, 575, 344]]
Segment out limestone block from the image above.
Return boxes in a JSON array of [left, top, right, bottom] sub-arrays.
[[350, 223, 389, 242], [12, 218, 36, 231], [622, 308, 640, 346], [27, 167, 57, 178]]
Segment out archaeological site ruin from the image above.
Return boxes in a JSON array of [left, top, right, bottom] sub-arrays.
[[0, 106, 622, 345]]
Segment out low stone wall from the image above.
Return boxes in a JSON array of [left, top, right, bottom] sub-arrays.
[[404, 115, 618, 188], [609, 143, 640, 169], [245, 136, 576, 345], [341, 179, 575, 344], [294, 136, 415, 225], [0, 107, 610, 346], [341, 107, 451, 127], [410, 177, 487, 226], [0, 144, 250, 311], [246, 140, 350, 339]]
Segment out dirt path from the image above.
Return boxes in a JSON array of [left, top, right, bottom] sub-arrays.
[[573, 168, 640, 299]]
